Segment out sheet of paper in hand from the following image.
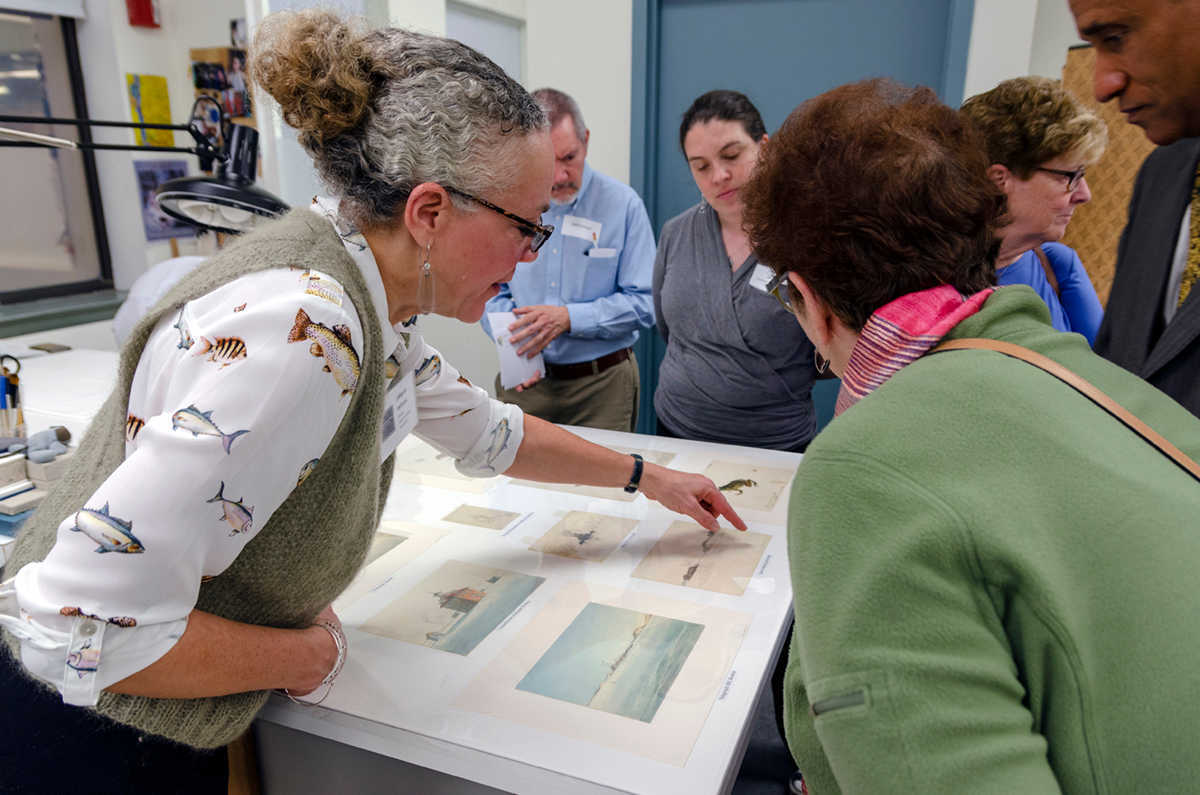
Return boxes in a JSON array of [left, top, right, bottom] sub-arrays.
[[489, 311, 545, 390]]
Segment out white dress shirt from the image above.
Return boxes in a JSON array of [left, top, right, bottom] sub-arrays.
[[0, 198, 524, 705]]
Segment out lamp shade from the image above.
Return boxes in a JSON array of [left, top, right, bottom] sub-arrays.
[[156, 175, 288, 234]]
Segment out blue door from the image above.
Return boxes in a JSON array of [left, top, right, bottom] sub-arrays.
[[631, 0, 974, 433]]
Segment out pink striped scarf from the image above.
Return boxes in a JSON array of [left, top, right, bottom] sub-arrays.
[[835, 285, 994, 416]]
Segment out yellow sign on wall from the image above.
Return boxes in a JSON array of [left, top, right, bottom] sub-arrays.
[[125, 73, 173, 148]]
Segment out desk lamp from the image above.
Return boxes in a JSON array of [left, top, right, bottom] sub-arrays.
[[0, 100, 288, 235]]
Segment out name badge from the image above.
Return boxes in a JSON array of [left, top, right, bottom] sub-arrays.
[[749, 263, 775, 292], [380, 371, 417, 463], [562, 215, 602, 243]]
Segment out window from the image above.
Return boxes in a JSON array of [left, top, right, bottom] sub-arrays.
[[0, 11, 110, 302]]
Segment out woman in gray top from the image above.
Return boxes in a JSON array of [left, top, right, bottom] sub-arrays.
[[653, 91, 818, 452]]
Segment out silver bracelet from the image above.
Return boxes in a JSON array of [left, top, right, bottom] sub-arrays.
[[279, 619, 348, 706]]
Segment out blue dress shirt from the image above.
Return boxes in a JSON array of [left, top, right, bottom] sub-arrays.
[[481, 164, 656, 365]]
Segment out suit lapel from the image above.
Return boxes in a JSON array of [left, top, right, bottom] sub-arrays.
[[1143, 140, 1200, 377]]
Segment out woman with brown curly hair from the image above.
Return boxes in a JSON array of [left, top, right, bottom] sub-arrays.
[[0, 10, 742, 792], [746, 78, 1200, 792], [962, 76, 1107, 344]]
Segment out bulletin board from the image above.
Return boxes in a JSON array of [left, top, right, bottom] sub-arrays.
[[1060, 44, 1157, 305]]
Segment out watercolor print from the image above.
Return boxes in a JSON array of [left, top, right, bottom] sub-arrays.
[[364, 530, 409, 567], [516, 602, 703, 723], [334, 522, 448, 612], [287, 308, 361, 396], [702, 460, 797, 512], [530, 511, 638, 563], [442, 504, 522, 531], [359, 559, 544, 655], [512, 447, 676, 503], [631, 521, 771, 596]]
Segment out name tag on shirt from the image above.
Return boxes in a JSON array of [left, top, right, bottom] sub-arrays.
[[380, 371, 417, 463], [562, 215, 602, 243], [749, 263, 775, 292]]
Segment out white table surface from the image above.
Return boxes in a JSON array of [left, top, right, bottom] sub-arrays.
[[6, 345, 799, 794], [259, 428, 799, 795]]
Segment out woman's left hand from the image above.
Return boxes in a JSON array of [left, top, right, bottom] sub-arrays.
[[639, 463, 747, 533]]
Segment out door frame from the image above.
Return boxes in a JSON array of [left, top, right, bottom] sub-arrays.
[[627, 0, 976, 434]]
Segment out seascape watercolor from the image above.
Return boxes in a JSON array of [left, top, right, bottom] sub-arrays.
[[516, 602, 704, 722]]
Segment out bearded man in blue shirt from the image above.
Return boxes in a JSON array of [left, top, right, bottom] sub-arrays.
[[482, 88, 655, 432]]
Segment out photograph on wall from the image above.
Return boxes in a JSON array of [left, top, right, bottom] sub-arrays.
[[530, 510, 638, 563], [359, 559, 544, 655], [125, 73, 172, 147], [455, 581, 752, 766], [133, 160, 196, 241], [516, 602, 702, 722], [334, 521, 449, 611], [442, 503, 522, 531], [702, 460, 797, 513], [631, 520, 771, 596], [512, 446, 676, 503]]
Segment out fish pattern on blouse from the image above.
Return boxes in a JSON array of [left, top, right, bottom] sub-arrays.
[[172, 307, 194, 350], [287, 308, 361, 396], [195, 336, 247, 367], [71, 502, 145, 554], [125, 414, 145, 442], [297, 458, 319, 486], [60, 607, 137, 628], [171, 404, 250, 454], [207, 481, 254, 536], [483, 418, 512, 473]]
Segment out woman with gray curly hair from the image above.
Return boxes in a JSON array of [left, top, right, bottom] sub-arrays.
[[961, 76, 1107, 344], [0, 10, 743, 792]]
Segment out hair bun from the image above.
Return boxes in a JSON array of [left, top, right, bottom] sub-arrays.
[[249, 9, 372, 147]]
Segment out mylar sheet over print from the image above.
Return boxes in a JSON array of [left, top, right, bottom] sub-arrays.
[[702, 459, 797, 513], [510, 447, 676, 502], [334, 521, 449, 611], [391, 435, 494, 493], [631, 520, 771, 596], [529, 510, 639, 563], [359, 559, 545, 656], [442, 503, 523, 531], [455, 581, 751, 766]]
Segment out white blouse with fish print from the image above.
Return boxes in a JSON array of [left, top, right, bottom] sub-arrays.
[[0, 197, 524, 705]]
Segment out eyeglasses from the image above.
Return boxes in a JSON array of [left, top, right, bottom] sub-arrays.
[[443, 185, 555, 253], [765, 270, 796, 312], [1034, 165, 1087, 192]]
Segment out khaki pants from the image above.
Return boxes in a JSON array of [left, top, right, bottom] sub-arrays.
[[494, 351, 639, 432]]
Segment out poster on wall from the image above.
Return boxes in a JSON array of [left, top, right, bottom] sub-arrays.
[[125, 74, 173, 147], [134, 160, 196, 241]]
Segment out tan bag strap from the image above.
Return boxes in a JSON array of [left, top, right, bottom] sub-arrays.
[[1032, 246, 1060, 298], [931, 338, 1200, 483]]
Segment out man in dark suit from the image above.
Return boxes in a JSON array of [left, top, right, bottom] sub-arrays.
[[1071, 0, 1200, 416]]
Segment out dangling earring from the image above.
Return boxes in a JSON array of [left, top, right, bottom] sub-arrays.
[[418, 239, 435, 314], [814, 350, 830, 374]]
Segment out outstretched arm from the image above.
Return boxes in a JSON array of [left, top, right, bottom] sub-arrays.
[[505, 415, 746, 533]]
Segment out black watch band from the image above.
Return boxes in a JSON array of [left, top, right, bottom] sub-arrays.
[[623, 453, 644, 494]]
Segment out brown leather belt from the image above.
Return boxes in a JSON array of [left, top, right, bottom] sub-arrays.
[[544, 347, 632, 381]]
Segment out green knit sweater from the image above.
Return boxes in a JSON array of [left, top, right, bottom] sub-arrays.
[[2, 209, 393, 748], [784, 287, 1200, 793]]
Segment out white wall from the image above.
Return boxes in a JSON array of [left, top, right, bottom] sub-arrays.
[[961, 0, 1085, 102], [76, 0, 247, 290]]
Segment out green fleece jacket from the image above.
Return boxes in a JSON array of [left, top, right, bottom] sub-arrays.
[[784, 287, 1200, 793]]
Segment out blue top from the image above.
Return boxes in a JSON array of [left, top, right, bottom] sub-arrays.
[[481, 165, 656, 364], [996, 242, 1104, 345]]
